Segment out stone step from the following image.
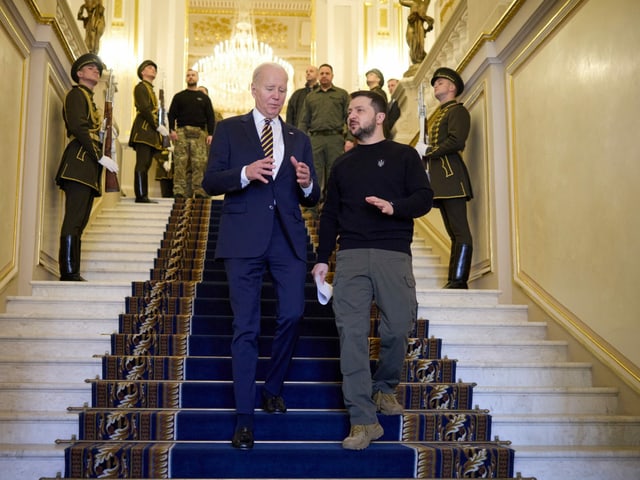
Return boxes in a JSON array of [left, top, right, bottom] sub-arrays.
[[0, 318, 548, 344], [81, 257, 156, 271], [513, 445, 640, 480], [81, 238, 165, 251], [410, 273, 447, 288], [0, 382, 91, 411], [0, 444, 66, 480], [428, 320, 548, 341], [455, 361, 592, 387], [86, 225, 170, 236], [4, 296, 125, 316], [30, 280, 132, 299], [442, 340, 568, 362], [92, 214, 173, 224], [82, 249, 157, 261], [81, 231, 167, 243], [0, 411, 77, 444], [81, 269, 153, 281], [492, 414, 640, 446], [0, 382, 619, 420], [0, 357, 101, 383], [419, 304, 530, 323], [0, 313, 117, 337], [3, 410, 637, 449], [416, 288, 502, 306], [410, 254, 442, 266], [473, 386, 620, 414], [0, 336, 110, 359], [413, 264, 448, 278]]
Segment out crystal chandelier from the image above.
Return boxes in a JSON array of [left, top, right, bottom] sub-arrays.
[[193, 3, 294, 115]]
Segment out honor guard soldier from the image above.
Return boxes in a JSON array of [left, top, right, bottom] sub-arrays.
[[55, 53, 118, 281]]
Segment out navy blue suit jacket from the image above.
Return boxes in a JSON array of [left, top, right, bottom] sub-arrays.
[[202, 111, 320, 261]]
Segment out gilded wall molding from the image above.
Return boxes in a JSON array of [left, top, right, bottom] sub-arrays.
[[25, 0, 86, 61]]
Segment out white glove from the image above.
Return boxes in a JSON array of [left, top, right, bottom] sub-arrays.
[[157, 125, 170, 136], [98, 155, 119, 173], [163, 160, 171, 172], [415, 141, 428, 158]]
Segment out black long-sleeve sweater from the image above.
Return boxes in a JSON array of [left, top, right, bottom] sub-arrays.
[[168, 89, 216, 135], [316, 140, 434, 264]]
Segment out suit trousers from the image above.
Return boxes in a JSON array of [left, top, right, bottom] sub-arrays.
[[223, 212, 307, 415]]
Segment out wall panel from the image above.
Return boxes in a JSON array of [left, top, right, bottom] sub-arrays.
[[0, 11, 27, 288], [508, 0, 640, 369]]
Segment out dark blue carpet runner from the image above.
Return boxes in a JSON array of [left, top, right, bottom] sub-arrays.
[[62, 198, 516, 478]]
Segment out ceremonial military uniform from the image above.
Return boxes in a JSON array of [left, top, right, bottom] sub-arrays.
[[55, 53, 104, 281], [56, 85, 103, 194], [153, 148, 174, 198], [423, 67, 474, 289], [129, 59, 163, 202], [425, 100, 473, 203]]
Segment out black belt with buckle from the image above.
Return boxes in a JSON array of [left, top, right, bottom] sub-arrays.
[[310, 130, 342, 136]]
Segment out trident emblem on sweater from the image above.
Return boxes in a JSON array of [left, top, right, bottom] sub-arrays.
[[377, 159, 385, 167]]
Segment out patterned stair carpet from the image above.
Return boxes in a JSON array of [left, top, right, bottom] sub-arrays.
[[61, 198, 516, 478]]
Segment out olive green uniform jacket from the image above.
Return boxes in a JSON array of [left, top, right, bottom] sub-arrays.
[[424, 100, 473, 204], [55, 85, 103, 195], [128, 80, 162, 150]]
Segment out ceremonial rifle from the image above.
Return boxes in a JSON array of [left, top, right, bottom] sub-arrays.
[[158, 83, 171, 149], [417, 81, 430, 175], [103, 69, 120, 193], [418, 81, 427, 145]]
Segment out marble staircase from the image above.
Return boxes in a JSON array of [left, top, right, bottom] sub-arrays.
[[0, 198, 639, 480]]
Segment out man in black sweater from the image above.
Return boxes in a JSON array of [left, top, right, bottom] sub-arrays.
[[312, 90, 433, 450], [168, 69, 216, 198]]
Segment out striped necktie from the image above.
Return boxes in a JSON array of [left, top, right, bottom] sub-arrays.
[[260, 118, 273, 158]]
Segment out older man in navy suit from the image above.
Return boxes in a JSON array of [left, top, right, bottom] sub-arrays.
[[202, 62, 320, 450]]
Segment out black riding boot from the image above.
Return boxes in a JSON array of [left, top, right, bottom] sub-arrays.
[[59, 235, 86, 281], [443, 242, 457, 288], [134, 171, 157, 203], [444, 243, 472, 289]]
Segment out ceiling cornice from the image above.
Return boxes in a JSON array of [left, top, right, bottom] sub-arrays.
[[189, 0, 312, 15]]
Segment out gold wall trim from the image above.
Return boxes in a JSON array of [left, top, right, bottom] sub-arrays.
[[458, 0, 526, 72], [25, 0, 75, 61], [518, 271, 640, 388]]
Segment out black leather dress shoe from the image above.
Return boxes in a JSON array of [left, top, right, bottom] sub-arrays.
[[231, 427, 254, 449], [262, 392, 287, 413]]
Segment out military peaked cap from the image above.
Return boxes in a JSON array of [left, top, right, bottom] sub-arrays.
[[431, 67, 464, 96], [137, 59, 158, 79], [365, 68, 385, 88], [71, 53, 104, 83]]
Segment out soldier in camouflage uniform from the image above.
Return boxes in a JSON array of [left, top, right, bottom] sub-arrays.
[[168, 69, 215, 198]]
